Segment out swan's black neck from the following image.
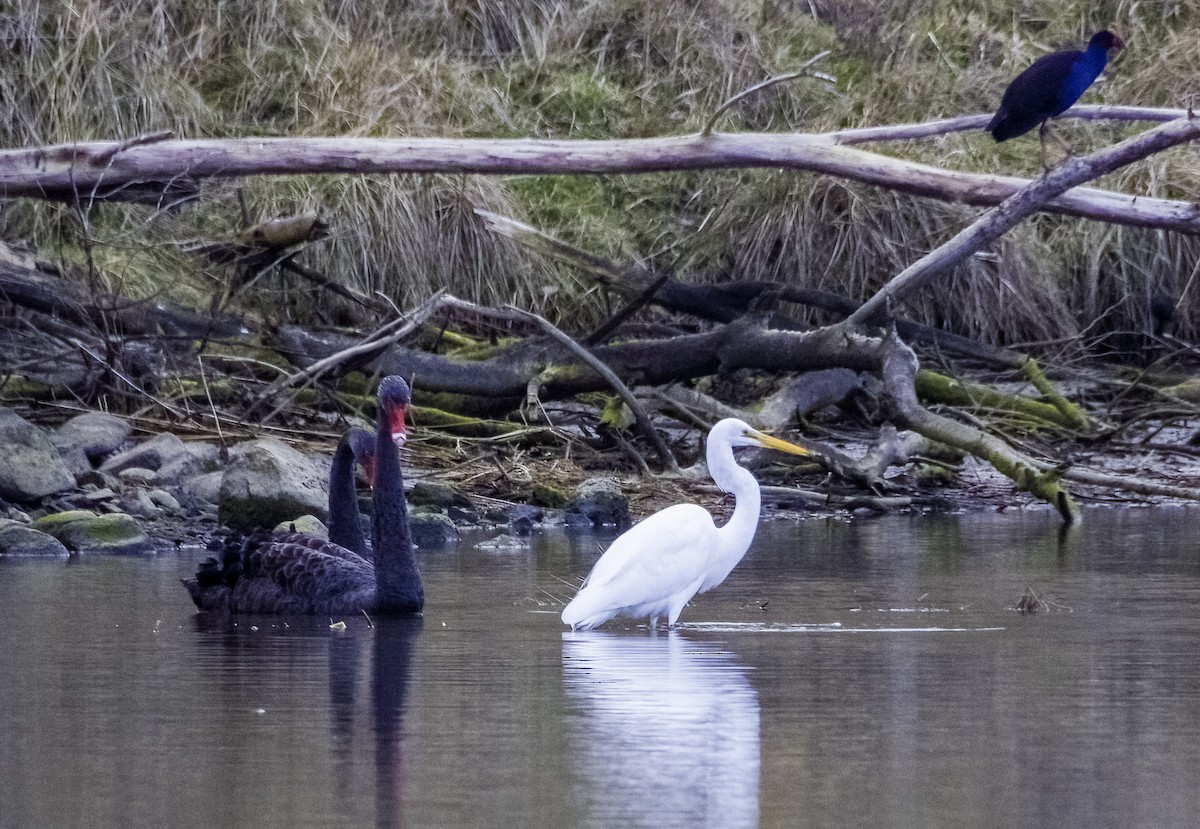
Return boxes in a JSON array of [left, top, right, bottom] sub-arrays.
[[373, 384, 423, 613], [328, 431, 368, 556]]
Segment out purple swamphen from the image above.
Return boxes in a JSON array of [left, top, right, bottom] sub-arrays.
[[987, 30, 1124, 153]]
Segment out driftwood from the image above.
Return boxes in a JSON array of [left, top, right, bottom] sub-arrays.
[[0, 256, 243, 339], [511, 306, 681, 473], [879, 330, 1080, 523], [476, 208, 1028, 369], [3, 108, 1200, 234], [846, 114, 1200, 326]]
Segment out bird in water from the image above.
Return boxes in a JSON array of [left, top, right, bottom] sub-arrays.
[[986, 30, 1124, 163], [273, 426, 377, 561], [561, 418, 810, 631], [183, 375, 423, 615]]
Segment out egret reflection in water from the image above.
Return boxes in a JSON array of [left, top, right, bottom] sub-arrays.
[[562, 632, 760, 829]]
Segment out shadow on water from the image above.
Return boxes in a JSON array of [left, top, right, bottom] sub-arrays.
[[562, 631, 760, 829], [192, 614, 422, 829]]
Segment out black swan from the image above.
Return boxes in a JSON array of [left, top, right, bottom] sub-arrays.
[[271, 426, 377, 561], [184, 376, 423, 615]]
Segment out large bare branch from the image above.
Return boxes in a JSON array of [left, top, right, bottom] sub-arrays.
[[828, 104, 1189, 144], [3, 118, 1199, 233], [846, 114, 1200, 327]]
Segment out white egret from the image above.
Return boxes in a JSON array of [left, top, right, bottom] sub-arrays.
[[561, 418, 810, 631]]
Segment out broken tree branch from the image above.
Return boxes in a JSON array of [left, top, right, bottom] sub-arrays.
[[880, 330, 1081, 523], [846, 113, 1200, 327], [4, 121, 1200, 233], [509, 306, 681, 473]]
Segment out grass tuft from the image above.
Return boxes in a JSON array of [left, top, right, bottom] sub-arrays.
[[0, 0, 1197, 348]]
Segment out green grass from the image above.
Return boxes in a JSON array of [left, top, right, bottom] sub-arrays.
[[0, 0, 1197, 346]]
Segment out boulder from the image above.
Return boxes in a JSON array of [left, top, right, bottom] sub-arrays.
[[0, 408, 76, 502], [182, 471, 224, 508], [409, 480, 472, 510], [0, 519, 70, 556], [52, 412, 132, 466], [506, 503, 544, 536], [33, 509, 153, 554], [564, 476, 630, 529], [153, 442, 221, 486], [99, 432, 188, 475], [218, 438, 330, 533], [409, 511, 460, 547]]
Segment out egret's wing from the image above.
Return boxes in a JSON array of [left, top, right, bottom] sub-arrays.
[[582, 503, 716, 593]]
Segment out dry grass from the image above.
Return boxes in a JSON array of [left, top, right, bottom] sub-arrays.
[[0, 0, 1198, 348]]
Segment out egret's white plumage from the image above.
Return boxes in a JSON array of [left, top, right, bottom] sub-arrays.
[[561, 418, 809, 631]]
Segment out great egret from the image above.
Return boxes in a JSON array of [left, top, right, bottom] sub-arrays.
[[986, 31, 1124, 160], [561, 418, 809, 630], [183, 375, 423, 615]]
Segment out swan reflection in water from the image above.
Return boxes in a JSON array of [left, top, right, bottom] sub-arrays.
[[196, 615, 421, 829], [562, 632, 760, 829]]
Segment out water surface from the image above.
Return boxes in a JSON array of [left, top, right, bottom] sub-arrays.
[[3, 507, 1200, 828]]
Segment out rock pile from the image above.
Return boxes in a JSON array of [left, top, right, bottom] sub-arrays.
[[0, 407, 628, 556]]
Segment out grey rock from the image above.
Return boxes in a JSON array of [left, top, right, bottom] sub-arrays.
[[146, 489, 182, 513], [117, 468, 158, 487], [57, 444, 92, 477], [182, 471, 224, 508], [218, 438, 330, 533], [410, 511, 460, 548], [475, 532, 528, 550], [100, 432, 187, 475], [507, 504, 544, 535], [0, 519, 70, 556], [52, 411, 132, 464], [33, 509, 153, 554], [0, 408, 77, 502], [564, 476, 630, 529], [122, 491, 160, 518], [76, 469, 120, 490], [154, 442, 221, 486]]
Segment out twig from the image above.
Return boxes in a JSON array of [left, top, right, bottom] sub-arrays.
[[583, 270, 671, 345], [702, 53, 834, 136], [507, 306, 680, 474], [247, 291, 446, 423]]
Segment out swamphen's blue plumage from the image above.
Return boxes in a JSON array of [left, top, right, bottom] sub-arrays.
[[987, 31, 1124, 142]]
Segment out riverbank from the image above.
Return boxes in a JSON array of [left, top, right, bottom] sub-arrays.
[[3, 393, 1199, 558]]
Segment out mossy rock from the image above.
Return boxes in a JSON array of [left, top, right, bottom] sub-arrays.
[[274, 515, 329, 538], [0, 519, 69, 556], [409, 512, 459, 548], [530, 481, 568, 509], [409, 481, 471, 510], [564, 477, 630, 529], [33, 510, 153, 554]]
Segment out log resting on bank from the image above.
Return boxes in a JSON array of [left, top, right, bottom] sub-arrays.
[[3, 120, 1200, 233], [377, 320, 886, 407]]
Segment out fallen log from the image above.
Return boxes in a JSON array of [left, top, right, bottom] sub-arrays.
[[4, 119, 1200, 233]]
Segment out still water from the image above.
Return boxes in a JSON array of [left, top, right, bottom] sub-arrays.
[[3, 507, 1200, 828]]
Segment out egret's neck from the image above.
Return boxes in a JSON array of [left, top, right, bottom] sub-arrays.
[[708, 446, 763, 559]]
